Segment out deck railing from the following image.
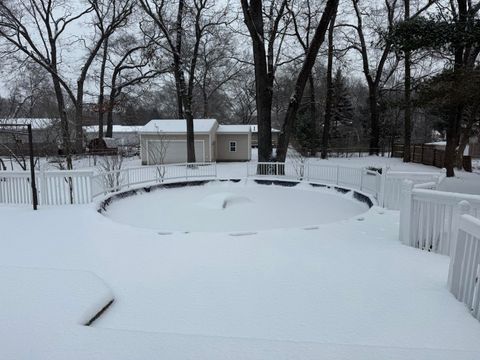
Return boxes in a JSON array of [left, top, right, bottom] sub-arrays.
[[0, 161, 444, 209], [448, 201, 480, 321], [399, 183, 480, 256]]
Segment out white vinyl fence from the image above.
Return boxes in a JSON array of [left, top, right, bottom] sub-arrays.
[[0, 162, 217, 206], [399, 183, 480, 256], [448, 202, 480, 321], [248, 162, 384, 199], [1, 161, 444, 208], [383, 171, 445, 210]]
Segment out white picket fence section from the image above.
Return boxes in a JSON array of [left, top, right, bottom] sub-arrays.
[[248, 162, 386, 201], [399, 183, 480, 256], [0, 171, 32, 205], [1, 161, 445, 208], [383, 170, 445, 210], [91, 162, 217, 198], [448, 202, 480, 321]]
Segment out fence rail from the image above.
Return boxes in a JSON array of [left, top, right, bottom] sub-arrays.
[[400, 184, 480, 256], [0, 162, 445, 209]]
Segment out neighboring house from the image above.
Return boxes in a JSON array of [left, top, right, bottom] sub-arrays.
[[83, 125, 142, 147], [250, 125, 280, 147], [139, 119, 251, 164]]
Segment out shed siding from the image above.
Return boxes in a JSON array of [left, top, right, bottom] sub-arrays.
[[216, 133, 251, 161], [140, 133, 212, 164]]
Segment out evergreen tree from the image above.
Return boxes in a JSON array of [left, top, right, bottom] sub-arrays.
[[331, 69, 354, 146]]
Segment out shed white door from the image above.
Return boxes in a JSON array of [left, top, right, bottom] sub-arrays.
[[147, 140, 205, 164]]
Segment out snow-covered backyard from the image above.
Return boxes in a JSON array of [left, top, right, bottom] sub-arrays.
[[1, 156, 480, 359]]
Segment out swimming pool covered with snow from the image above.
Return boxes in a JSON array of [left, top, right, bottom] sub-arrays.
[[100, 179, 372, 233]]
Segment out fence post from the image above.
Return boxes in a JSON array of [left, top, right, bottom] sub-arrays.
[[378, 166, 387, 207], [399, 180, 414, 246], [125, 168, 130, 188], [40, 170, 47, 206], [87, 171, 94, 203], [336, 165, 339, 185], [360, 168, 364, 191], [449, 200, 471, 257], [448, 200, 471, 291]]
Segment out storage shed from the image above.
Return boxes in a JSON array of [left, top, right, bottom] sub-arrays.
[[216, 125, 252, 162], [140, 119, 251, 165]]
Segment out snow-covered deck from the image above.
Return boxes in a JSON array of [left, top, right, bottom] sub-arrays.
[[2, 155, 480, 359], [1, 196, 480, 359]]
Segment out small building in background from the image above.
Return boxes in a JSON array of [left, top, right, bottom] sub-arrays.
[[139, 119, 251, 164]]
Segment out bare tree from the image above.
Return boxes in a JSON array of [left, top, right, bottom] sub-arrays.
[[147, 128, 170, 181], [98, 153, 124, 192], [240, 0, 290, 162], [140, 0, 228, 163], [321, 11, 336, 159], [275, 0, 339, 162], [104, 31, 168, 138], [0, 0, 134, 163]]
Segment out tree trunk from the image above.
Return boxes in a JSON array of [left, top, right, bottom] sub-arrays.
[[444, 106, 462, 176], [403, 0, 412, 162], [321, 14, 335, 159], [241, 0, 272, 162], [51, 74, 72, 169], [308, 73, 317, 156], [276, 0, 339, 162], [98, 39, 109, 139], [368, 86, 380, 155], [106, 87, 117, 138]]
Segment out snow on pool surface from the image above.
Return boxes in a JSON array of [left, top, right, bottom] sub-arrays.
[[104, 180, 370, 232]]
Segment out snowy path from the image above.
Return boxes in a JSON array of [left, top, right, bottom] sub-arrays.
[[1, 196, 480, 359]]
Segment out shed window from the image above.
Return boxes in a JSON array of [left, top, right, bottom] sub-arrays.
[[229, 141, 237, 152]]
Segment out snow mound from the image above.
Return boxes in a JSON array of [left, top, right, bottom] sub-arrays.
[[195, 192, 252, 210]]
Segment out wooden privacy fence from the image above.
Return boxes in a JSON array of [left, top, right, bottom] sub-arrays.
[[392, 143, 472, 171]]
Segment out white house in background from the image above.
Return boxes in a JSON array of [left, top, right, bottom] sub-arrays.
[[83, 125, 142, 147], [250, 124, 281, 147], [139, 119, 251, 164]]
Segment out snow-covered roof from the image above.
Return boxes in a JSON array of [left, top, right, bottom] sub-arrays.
[[250, 125, 280, 133], [141, 119, 217, 134], [217, 125, 251, 134], [83, 125, 142, 133], [0, 118, 57, 130]]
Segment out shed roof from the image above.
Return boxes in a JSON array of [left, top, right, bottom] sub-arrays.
[[141, 119, 217, 134], [217, 125, 251, 134]]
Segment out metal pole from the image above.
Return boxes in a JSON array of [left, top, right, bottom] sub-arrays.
[[27, 124, 38, 210]]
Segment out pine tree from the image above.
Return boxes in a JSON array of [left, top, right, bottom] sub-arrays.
[[331, 69, 354, 145]]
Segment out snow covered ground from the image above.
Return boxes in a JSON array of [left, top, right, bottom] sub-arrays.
[[1, 157, 480, 359]]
